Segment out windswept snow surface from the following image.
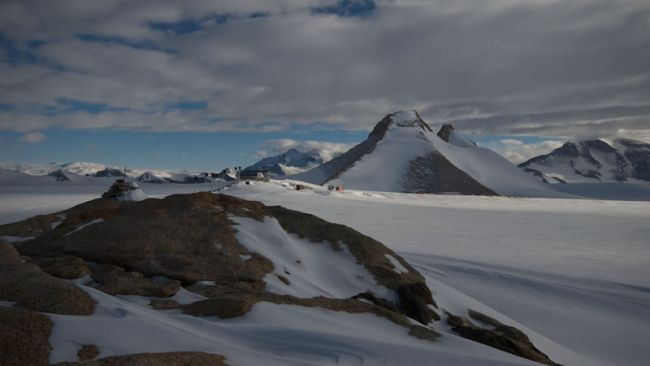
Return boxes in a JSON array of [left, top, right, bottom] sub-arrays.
[[224, 181, 650, 366], [2, 180, 649, 365], [48, 286, 538, 366], [231, 215, 394, 300]]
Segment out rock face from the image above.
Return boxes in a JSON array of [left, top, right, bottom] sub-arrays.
[[447, 310, 559, 366], [0, 241, 95, 315], [91, 264, 182, 297], [0, 307, 53, 366], [520, 138, 650, 183], [52, 352, 228, 366]]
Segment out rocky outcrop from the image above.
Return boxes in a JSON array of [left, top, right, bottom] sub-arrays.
[[52, 352, 228, 366], [91, 264, 181, 297], [30, 256, 90, 279], [437, 123, 455, 142], [0, 241, 95, 315], [77, 345, 99, 361], [0, 307, 53, 366], [3, 193, 438, 326], [447, 310, 559, 366], [181, 291, 439, 341], [403, 152, 496, 195]]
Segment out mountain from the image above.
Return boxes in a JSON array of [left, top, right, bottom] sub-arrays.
[[0, 162, 214, 184], [519, 138, 650, 183], [0, 162, 111, 177], [245, 148, 324, 176], [292, 110, 562, 197]]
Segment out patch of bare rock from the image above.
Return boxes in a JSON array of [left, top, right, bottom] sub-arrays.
[[0, 240, 95, 315], [52, 352, 228, 366], [447, 310, 560, 365]]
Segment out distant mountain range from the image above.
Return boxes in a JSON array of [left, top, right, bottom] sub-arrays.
[[0, 162, 210, 184], [519, 138, 650, 183], [244, 148, 324, 176], [291, 110, 563, 197]]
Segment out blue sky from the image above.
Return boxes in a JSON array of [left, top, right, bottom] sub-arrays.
[[1, 0, 648, 170]]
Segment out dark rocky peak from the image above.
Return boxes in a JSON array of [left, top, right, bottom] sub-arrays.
[[437, 123, 455, 142], [582, 139, 616, 153]]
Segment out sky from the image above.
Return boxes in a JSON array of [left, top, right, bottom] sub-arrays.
[[1, 0, 649, 171]]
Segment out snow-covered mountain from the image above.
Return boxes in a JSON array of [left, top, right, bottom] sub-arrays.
[[0, 162, 213, 184], [292, 110, 562, 197], [519, 138, 650, 183], [245, 148, 325, 176], [0, 162, 111, 177]]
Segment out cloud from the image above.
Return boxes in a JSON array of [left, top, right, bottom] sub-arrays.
[[0, 0, 649, 141], [259, 139, 355, 162], [483, 139, 564, 164], [21, 131, 46, 143]]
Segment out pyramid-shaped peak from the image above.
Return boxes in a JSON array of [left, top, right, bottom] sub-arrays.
[[437, 123, 455, 142]]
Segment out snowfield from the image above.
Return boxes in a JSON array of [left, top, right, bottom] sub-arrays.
[[1, 179, 649, 365]]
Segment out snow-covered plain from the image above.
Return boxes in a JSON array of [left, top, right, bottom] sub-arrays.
[[2, 179, 649, 365], [224, 181, 650, 366]]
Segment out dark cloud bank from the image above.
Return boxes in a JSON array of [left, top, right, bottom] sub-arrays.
[[1, 0, 649, 141]]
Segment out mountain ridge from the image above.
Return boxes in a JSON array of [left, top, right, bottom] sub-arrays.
[[519, 138, 650, 183]]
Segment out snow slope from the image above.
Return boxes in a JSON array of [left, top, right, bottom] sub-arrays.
[[293, 111, 564, 198], [224, 180, 650, 366]]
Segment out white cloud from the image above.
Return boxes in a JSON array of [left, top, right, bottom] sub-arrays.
[[484, 139, 564, 164], [21, 131, 47, 143]]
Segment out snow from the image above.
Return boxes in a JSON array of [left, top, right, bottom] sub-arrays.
[[2, 180, 649, 365], [1, 235, 35, 243], [385, 253, 409, 274], [330, 123, 433, 192], [293, 113, 566, 198], [231, 215, 393, 300], [225, 181, 650, 366], [65, 218, 105, 237], [429, 130, 565, 197], [48, 286, 538, 366]]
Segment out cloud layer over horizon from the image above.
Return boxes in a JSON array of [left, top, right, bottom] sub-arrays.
[[1, 0, 650, 143]]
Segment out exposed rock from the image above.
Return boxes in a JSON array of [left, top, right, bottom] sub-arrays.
[[149, 298, 180, 310], [52, 352, 228, 366], [447, 310, 559, 366], [181, 290, 439, 341], [30, 256, 90, 279], [91, 264, 181, 297], [436, 123, 455, 142], [0, 241, 95, 315], [404, 152, 496, 195], [0, 306, 52, 366], [77, 344, 100, 361], [16, 194, 274, 284], [4, 192, 439, 337]]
